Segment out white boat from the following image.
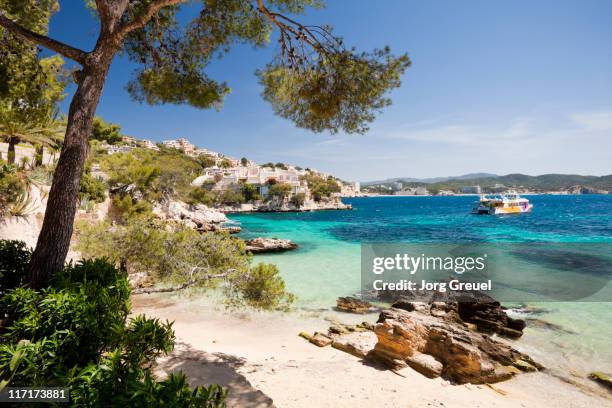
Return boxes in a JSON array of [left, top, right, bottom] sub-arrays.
[[471, 192, 533, 215]]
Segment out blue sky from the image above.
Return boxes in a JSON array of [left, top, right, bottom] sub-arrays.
[[48, 0, 612, 181]]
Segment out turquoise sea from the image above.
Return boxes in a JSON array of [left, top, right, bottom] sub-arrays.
[[229, 195, 612, 375]]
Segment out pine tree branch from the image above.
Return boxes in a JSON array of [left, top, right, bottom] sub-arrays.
[[132, 272, 228, 294], [0, 11, 88, 64], [117, 0, 187, 38]]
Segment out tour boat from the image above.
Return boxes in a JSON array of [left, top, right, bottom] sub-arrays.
[[471, 192, 533, 215]]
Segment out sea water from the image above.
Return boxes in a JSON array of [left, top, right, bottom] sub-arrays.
[[230, 195, 612, 375]]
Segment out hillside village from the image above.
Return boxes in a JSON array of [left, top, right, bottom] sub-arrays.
[[96, 136, 360, 209]]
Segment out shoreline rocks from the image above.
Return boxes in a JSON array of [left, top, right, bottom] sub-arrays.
[[302, 296, 540, 385], [336, 297, 378, 314], [219, 197, 352, 213], [152, 200, 230, 231], [588, 372, 612, 390], [244, 237, 298, 253], [369, 307, 542, 384], [380, 290, 527, 339]]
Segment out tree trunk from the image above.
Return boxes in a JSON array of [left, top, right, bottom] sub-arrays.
[[7, 138, 16, 164], [27, 53, 113, 289], [35, 144, 44, 167]]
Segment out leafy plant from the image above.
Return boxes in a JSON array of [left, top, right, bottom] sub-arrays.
[[0, 164, 25, 219], [290, 192, 306, 208], [8, 190, 36, 218], [227, 263, 295, 311], [0, 240, 226, 406], [267, 182, 292, 200], [79, 167, 107, 204], [75, 220, 295, 310]]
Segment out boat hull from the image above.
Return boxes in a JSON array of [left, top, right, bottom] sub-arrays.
[[472, 204, 533, 215]]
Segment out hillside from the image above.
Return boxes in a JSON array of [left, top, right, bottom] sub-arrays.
[[363, 173, 612, 195]]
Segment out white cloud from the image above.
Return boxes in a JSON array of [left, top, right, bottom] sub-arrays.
[[570, 111, 612, 131], [260, 109, 612, 180]]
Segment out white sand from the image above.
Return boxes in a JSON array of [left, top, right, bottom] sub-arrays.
[[133, 294, 612, 408]]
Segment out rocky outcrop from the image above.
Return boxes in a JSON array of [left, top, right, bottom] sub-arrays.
[[152, 200, 229, 230], [336, 297, 377, 314], [331, 331, 378, 359], [244, 237, 297, 253], [588, 372, 612, 390], [301, 300, 538, 384], [299, 331, 333, 347], [369, 307, 541, 384], [220, 197, 351, 213], [128, 271, 153, 289], [379, 289, 526, 339], [566, 185, 608, 195]]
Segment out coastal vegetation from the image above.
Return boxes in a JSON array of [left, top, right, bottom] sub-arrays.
[[0, 240, 226, 406], [0, 164, 24, 218], [75, 219, 294, 310], [0, 0, 410, 286], [300, 173, 341, 201]]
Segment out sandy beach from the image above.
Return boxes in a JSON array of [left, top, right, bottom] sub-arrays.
[[133, 294, 612, 408]]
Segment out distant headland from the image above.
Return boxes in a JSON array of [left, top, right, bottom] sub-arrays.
[[361, 173, 612, 196]]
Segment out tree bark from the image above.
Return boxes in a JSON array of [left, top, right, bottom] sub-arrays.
[[7, 138, 16, 164], [27, 52, 113, 289]]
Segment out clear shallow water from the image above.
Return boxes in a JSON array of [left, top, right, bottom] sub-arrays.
[[230, 195, 612, 373]]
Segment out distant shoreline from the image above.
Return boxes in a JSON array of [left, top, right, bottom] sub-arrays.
[[349, 193, 611, 198]]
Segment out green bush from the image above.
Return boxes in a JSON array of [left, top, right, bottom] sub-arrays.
[[111, 194, 153, 223], [290, 192, 306, 208], [215, 188, 245, 206], [227, 263, 295, 311], [0, 240, 226, 406], [241, 183, 261, 202], [300, 174, 340, 201], [79, 169, 107, 204], [76, 221, 295, 311], [91, 116, 123, 144], [186, 186, 216, 206], [0, 240, 30, 295], [267, 183, 292, 200], [0, 164, 25, 218]]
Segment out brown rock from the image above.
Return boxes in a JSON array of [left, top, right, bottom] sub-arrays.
[[331, 331, 378, 359], [370, 307, 542, 384], [405, 352, 443, 378], [336, 296, 376, 314], [309, 332, 332, 347], [244, 237, 297, 253], [588, 372, 612, 390]]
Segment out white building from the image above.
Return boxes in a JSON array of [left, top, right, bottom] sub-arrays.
[[139, 139, 160, 151], [162, 138, 196, 156]]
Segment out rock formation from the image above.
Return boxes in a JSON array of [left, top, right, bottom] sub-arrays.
[[566, 185, 609, 195], [369, 306, 541, 384], [244, 237, 298, 253], [152, 200, 230, 231], [336, 296, 377, 314], [588, 372, 612, 390], [302, 298, 540, 384], [378, 289, 527, 339]]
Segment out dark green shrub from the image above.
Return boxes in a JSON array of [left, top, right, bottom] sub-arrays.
[[0, 164, 25, 218], [267, 183, 292, 200], [187, 186, 215, 206], [0, 240, 226, 406], [290, 192, 306, 208], [0, 240, 30, 294], [79, 170, 107, 204], [215, 188, 245, 206], [227, 263, 295, 311], [242, 183, 261, 202]]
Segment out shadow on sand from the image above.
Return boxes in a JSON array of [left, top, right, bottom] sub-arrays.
[[155, 342, 274, 408]]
